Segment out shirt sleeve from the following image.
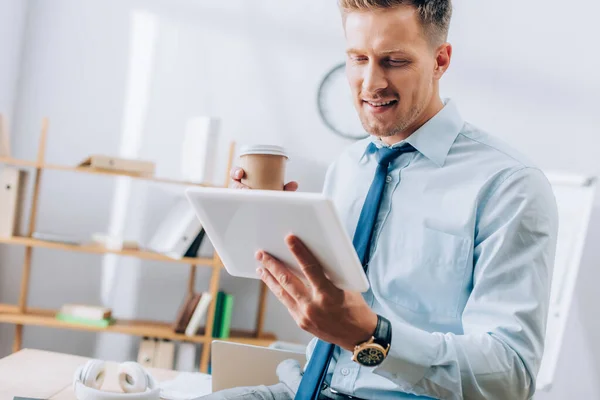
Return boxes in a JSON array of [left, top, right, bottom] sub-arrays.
[[373, 167, 559, 400]]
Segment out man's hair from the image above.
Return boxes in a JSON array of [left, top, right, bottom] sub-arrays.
[[339, 0, 452, 46]]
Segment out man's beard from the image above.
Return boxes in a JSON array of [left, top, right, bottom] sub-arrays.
[[360, 98, 427, 138]]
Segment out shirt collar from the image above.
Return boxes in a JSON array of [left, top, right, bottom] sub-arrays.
[[360, 99, 464, 167]]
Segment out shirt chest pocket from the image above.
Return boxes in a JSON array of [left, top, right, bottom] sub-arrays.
[[373, 226, 472, 319]]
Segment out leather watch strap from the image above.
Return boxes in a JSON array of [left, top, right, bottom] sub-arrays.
[[373, 314, 392, 348]]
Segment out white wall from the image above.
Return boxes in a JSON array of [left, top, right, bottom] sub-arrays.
[[1, 0, 599, 397], [0, 0, 348, 362], [446, 2, 600, 398], [0, 0, 29, 134], [0, 0, 30, 355]]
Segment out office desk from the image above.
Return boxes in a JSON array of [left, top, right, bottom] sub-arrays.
[[0, 348, 190, 399]]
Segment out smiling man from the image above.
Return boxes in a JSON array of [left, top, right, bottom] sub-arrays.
[[205, 1, 558, 399]]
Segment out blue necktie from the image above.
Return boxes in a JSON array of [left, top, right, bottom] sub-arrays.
[[295, 142, 416, 400]]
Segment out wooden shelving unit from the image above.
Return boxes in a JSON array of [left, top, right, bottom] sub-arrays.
[[0, 305, 276, 347], [0, 118, 274, 373], [0, 236, 215, 267]]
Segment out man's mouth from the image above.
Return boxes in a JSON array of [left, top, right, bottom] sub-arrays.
[[363, 99, 398, 113]]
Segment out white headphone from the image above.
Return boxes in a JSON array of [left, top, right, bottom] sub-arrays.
[[73, 360, 161, 400]]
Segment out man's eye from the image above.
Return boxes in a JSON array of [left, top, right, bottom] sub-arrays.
[[388, 59, 408, 66], [350, 56, 368, 63]]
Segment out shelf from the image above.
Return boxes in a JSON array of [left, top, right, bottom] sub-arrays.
[[0, 305, 277, 347], [0, 156, 216, 188], [0, 236, 217, 267]]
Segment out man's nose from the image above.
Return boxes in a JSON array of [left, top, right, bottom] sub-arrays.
[[362, 63, 388, 94]]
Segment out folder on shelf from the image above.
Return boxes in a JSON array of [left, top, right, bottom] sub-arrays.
[[137, 337, 157, 368], [154, 340, 175, 370], [147, 198, 204, 259], [0, 167, 28, 238], [0, 114, 10, 158], [77, 155, 155, 176], [183, 229, 206, 258], [175, 342, 197, 372]]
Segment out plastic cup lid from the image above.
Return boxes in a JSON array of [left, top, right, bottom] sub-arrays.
[[239, 144, 288, 159]]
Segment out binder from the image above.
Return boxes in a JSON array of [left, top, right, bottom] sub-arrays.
[[181, 117, 220, 184], [0, 167, 27, 238], [0, 114, 10, 157], [154, 340, 175, 370], [175, 342, 197, 372], [137, 338, 157, 368], [147, 198, 202, 259]]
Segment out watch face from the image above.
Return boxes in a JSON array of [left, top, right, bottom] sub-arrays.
[[356, 346, 385, 367]]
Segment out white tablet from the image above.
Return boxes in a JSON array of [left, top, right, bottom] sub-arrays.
[[184, 187, 369, 292]]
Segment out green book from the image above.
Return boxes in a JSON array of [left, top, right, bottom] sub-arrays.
[[219, 293, 234, 339], [56, 313, 113, 328], [211, 291, 225, 337]]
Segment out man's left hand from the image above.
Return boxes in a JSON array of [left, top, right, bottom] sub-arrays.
[[255, 234, 378, 352]]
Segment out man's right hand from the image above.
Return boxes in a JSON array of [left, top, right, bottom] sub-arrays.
[[230, 167, 299, 191]]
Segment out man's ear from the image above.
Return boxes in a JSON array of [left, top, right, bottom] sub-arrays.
[[434, 43, 452, 80]]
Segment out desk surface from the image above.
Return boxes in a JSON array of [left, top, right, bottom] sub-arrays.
[[0, 348, 188, 399]]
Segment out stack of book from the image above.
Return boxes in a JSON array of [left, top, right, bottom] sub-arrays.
[[56, 304, 113, 327], [173, 291, 234, 338]]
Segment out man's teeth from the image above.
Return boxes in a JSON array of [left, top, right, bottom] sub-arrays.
[[368, 100, 395, 106]]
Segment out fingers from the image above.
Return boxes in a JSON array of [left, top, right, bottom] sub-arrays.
[[257, 265, 297, 311], [230, 167, 245, 180], [256, 251, 309, 302], [230, 167, 250, 189], [232, 181, 250, 190], [284, 181, 299, 192], [285, 235, 332, 292], [231, 168, 298, 191]]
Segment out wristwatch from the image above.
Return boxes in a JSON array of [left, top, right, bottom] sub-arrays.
[[351, 314, 392, 367]]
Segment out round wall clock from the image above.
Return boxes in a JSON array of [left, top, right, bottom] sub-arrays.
[[317, 62, 369, 140]]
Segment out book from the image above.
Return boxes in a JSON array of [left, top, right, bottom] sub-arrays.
[[218, 293, 234, 339], [173, 292, 202, 334], [184, 292, 212, 337], [55, 313, 113, 328], [173, 292, 194, 331], [211, 291, 225, 338], [183, 229, 205, 258], [59, 304, 112, 320]]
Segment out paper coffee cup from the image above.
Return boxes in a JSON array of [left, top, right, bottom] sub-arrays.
[[239, 145, 288, 190]]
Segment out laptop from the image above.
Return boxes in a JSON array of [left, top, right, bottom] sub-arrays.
[[211, 340, 306, 392]]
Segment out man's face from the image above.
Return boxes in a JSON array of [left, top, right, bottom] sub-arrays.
[[344, 6, 440, 139]]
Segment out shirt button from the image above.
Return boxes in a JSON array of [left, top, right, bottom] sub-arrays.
[[341, 368, 350, 376], [386, 175, 392, 183]]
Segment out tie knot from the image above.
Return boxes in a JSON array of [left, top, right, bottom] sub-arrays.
[[373, 143, 416, 167]]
